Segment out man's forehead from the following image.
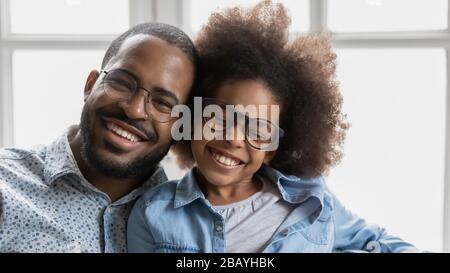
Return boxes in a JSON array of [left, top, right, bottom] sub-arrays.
[[104, 34, 194, 104], [114, 34, 169, 61], [109, 34, 193, 79]]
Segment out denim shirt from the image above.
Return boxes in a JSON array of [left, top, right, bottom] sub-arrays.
[[127, 165, 419, 253]]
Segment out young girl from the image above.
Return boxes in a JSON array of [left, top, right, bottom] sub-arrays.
[[127, 1, 418, 253]]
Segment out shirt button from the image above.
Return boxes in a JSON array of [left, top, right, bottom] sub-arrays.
[[214, 222, 223, 232], [66, 241, 81, 253], [280, 228, 289, 236], [106, 207, 113, 214]]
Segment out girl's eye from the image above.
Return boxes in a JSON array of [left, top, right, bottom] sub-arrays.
[[212, 117, 225, 130], [249, 130, 262, 139], [248, 129, 271, 142]]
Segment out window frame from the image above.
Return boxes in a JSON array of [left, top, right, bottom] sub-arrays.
[[0, 0, 154, 148], [0, 0, 448, 252]]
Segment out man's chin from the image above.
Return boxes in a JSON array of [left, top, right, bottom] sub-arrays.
[[82, 141, 168, 179], [79, 108, 168, 179], [82, 149, 131, 178]]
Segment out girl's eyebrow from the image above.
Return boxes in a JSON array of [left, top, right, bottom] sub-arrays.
[[232, 109, 271, 124], [204, 97, 273, 121]]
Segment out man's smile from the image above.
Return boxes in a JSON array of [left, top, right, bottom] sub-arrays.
[[106, 122, 142, 142], [101, 117, 151, 151]]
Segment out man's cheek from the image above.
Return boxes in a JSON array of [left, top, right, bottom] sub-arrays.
[[85, 87, 104, 106], [156, 125, 174, 143]]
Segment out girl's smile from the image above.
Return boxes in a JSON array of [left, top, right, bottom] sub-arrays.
[[207, 145, 245, 169]]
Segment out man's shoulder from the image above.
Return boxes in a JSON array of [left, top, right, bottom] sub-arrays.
[[0, 146, 46, 176], [0, 146, 38, 159]]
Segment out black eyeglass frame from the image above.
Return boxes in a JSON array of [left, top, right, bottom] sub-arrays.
[[201, 97, 285, 151], [99, 69, 179, 123]]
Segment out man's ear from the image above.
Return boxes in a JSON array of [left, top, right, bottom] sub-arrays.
[[84, 70, 100, 102]]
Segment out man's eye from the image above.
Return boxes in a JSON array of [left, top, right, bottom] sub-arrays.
[[106, 79, 133, 92], [152, 98, 176, 112]]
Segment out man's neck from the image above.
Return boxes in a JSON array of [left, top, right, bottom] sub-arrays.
[[68, 129, 150, 202]]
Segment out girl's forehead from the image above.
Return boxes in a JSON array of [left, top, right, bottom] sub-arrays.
[[213, 79, 279, 107], [209, 80, 280, 120]]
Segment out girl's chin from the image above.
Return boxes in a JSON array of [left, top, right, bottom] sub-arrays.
[[199, 169, 236, 186]]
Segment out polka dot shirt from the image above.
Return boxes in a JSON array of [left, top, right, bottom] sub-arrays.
[[0, 127, 166, 252]]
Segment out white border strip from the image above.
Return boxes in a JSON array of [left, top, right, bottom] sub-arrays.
[[443, 2, 450, 253], [0, 0, 13, 147]]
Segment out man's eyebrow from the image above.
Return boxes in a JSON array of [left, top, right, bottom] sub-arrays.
[[117, 68, 138, 80], [153, 87, 179, 103]]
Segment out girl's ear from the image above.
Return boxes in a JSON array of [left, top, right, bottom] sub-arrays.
[[263, 150, 277, 164]]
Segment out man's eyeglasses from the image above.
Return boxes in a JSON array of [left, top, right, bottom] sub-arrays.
[[100, 69, 179, 123], [202, 97, 285, 151]]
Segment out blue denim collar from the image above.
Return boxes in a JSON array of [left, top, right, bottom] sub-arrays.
[[257, 164, 333, 221], [174, 164, 333, 220], [174, 168, 206, 208]]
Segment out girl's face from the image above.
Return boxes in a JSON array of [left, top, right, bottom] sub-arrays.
[[191, 79, 280, 187]]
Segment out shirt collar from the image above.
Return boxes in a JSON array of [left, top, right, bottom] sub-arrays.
[[43, 126, 168, 204], [257, 164, 325, 203], [173, 164, 333, 220], [43, 125, 83, 185], [256, 164, 333, 221], [174, 168, 206, 208], [114, 166, 167, 206]]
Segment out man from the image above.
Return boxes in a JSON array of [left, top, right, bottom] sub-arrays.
[[0, 23, 196, 252]]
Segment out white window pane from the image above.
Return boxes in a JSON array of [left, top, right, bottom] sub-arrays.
[[12, 50, 104, 147], [328, 49, 446, 251], [328, 0, 448, 32], [161, 153, 188, 181], [189, 0, 309, 33], [9, 0, 129, 34]]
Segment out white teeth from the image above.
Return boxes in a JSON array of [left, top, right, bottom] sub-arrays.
[[106, 122, 140, 142], [212, 151, 240, 167]]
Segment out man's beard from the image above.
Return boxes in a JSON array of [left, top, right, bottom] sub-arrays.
[[79, 104, 169, 179]]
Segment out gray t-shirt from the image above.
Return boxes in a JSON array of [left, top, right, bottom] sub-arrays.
[[212, 178, 295, 253]]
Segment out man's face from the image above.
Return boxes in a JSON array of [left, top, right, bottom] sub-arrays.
[[80, 35, 194, 179]]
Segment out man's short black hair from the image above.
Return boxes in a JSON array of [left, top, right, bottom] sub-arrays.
[[101, 22, 197, 69]]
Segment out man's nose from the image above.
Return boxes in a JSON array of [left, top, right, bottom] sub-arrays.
[[119, 90, 148, 120]]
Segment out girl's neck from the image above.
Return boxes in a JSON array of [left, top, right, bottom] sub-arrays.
[[195, 168, 263, 206]]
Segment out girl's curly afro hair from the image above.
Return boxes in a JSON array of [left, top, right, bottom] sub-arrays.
[[172, 0, 349, 178]]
